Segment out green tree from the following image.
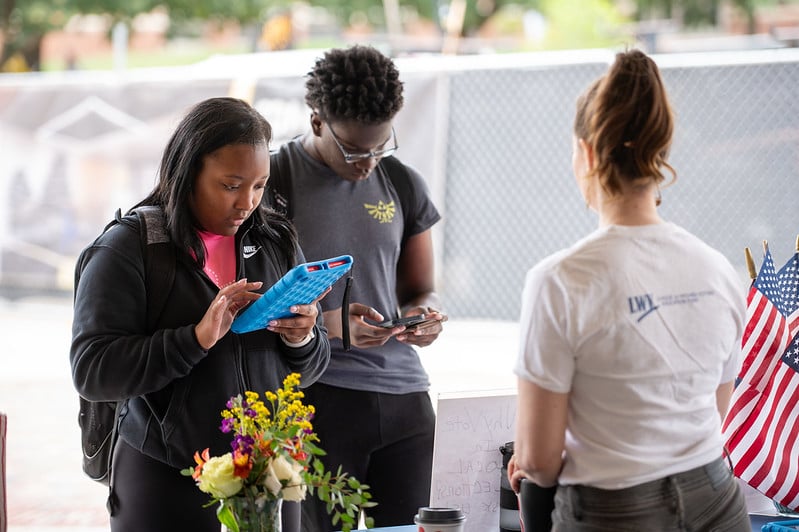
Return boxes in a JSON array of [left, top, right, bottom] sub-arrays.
[[539, 0, 628, 50], [460, 0, 543, 37], [634, 0, 755, 31], [307, 0, 438, 33], [0, 0, 290, 72], [1, 0, 75, 71]]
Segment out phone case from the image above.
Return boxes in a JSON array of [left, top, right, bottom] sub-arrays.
[[231, 255, 353, 334], [763, 519, 799, 531], [377, 315, 432, 329], [377, 314, 427, 329]]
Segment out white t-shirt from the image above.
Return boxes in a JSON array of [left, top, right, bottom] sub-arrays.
[[515, 222, 745, 489]]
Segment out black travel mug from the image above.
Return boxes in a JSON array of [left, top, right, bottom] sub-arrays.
[[519, 478, 556, 532], [499, 441, 521, 532]]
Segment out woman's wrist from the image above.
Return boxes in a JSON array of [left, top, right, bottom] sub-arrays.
[[280, 328, 315, 348]]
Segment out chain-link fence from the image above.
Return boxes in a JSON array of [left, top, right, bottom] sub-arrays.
[[439, 51, 799, 320], [0, 49, 797, 322]]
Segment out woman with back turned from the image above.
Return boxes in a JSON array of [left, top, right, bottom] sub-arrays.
[[508, 50, 750, 531]]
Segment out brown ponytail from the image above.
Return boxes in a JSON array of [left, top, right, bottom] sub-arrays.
[[574, 49, 676, 197]]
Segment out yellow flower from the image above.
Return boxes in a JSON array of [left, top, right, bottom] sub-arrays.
[[182, 373, 376, 532], [197, 454, 244, 499]]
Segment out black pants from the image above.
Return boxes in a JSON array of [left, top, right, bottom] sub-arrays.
[[109, 439, 219, 532], [300, 383, 436, 532]]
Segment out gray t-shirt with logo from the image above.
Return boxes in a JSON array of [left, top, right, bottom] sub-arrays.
[[272, 138, 441, 394]]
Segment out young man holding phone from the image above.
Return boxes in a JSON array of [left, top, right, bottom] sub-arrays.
[[267, 45, 447, 531]]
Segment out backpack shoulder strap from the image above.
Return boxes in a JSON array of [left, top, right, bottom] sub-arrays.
[[267, 147, 292, 218], [130, 206, 175, 332], [76, 207, 175, 498], [379, 155, 416, 242]]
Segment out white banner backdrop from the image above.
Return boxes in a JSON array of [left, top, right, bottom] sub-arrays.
[[0, 50, 450, 292]]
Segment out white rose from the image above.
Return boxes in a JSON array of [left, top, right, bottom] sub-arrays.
[[197, 454, 244, 499], [267, 455, 308, 502], [264, 463, 283, 497]]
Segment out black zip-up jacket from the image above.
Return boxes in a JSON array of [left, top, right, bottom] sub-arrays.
[[70, 212, 330, 468]]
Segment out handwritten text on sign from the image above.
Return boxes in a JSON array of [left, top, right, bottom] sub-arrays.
[[430, 394, 516, 532]]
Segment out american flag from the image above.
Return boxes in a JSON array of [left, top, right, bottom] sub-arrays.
[[778, 250, 799, 335], [723, 247, 799, 509]]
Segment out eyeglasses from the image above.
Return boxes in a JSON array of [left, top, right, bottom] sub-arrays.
[[326, 122, 398, 164]]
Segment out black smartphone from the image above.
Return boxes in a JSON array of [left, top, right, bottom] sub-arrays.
[[376, 315, 435, 331]]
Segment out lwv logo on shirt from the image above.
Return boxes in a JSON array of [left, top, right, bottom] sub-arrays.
[[628, 293, 658, 322]]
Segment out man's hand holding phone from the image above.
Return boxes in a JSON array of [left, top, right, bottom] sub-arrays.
[[375, 314, 438, 331], [343, 305, 447, 349], [387, 308, 447, 347]]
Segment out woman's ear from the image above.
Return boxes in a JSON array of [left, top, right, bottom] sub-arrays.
[[579, 138, 595, 171]]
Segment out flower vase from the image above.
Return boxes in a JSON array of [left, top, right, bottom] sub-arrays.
[[222, 494, 281, 532]]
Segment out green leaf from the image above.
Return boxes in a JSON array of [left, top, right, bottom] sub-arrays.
[[216, 502, 239, 532], [305, 440, 326, 456]]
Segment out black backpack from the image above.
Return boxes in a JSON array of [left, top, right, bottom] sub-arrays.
[[75, 206, 174, 487]]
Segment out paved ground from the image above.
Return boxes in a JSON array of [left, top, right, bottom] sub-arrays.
[[2, 296, 109, 532], [0, 295, 779, 531]]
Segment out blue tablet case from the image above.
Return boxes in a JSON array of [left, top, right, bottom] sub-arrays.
[[763, 519, 799, 531], [231, 255, 353, 334]]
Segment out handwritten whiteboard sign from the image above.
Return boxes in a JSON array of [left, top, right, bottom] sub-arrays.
[[430, 392, 517, 532]]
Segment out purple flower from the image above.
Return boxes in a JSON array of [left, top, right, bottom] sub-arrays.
[[231, 434, 255, 454], [220, 418, 235, 433]]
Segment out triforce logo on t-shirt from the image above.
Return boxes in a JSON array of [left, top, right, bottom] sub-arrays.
[[363, 199, 396, 224]]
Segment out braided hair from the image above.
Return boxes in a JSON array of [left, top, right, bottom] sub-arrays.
[[305, 45, 404, 125]]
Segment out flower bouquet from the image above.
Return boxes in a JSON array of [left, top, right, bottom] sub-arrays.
[[181, 373, 375, 532]]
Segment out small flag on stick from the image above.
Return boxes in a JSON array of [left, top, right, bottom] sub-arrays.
[[777, 238, 799, 335], [723, 239, 799, 509]]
